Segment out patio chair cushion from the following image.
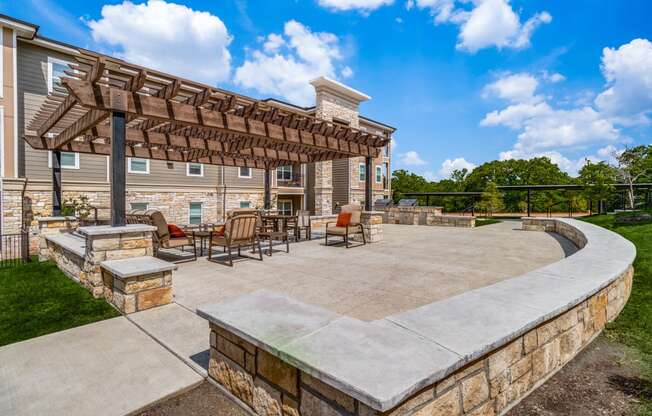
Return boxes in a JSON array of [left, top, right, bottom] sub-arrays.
[[168, 224, 186, 238], [336, 212, 352, 227], [165, 237, 189, 248], [213, 225, 225, 236], [341, 204, 362, 224], [150, 211, 171, 241], [326, 226, 349, 236]]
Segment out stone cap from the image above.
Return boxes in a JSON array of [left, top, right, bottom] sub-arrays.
[[36, 216, 77, 222], [44, 233, 86, 258], [78, 224, 156, 237], [310, 76, 370, 103], [101, 256, 177, 278], [197, 218, 636, 411]]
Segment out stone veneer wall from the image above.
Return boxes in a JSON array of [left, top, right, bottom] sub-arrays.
[[206, 266, 632, 416], [383, 206, 445, 226], [205, 219, 633, 416], [102, 267, 173, 314], [40, 223, 155, 298]]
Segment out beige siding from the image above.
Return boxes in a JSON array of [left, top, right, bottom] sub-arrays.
[[222, 166, 264, 188], [18, 41, 107, 182], [332, 158, 349, 209], [125, 159, 219, 186]]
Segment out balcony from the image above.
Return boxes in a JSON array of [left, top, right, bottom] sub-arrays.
[[277, 173, 303, 188]]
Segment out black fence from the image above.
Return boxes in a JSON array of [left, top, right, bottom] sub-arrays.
[[0, 230, 31, 268]]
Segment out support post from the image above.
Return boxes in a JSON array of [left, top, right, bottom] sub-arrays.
[[111, 111, 126, 227], [52, 150, 62, 216], [365, 156, 373, 211], [264, 168, 271, 210], [527, 189, 531, 217]]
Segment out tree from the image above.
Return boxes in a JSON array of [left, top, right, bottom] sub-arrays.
[[390, 169, 434, 204], [614, 145, 652, 209], [578, 160, 618, 213], [477, 182, 504, 216]]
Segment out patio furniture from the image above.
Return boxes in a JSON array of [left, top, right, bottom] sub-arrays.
[[126, 210, 197, 262], [256, 212, 290, 256], [325, 204, 366, 248], [208, 214, 262, 266], [294, 210, 311, 240]]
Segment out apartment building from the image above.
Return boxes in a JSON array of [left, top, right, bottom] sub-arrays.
[[0, 14, 394, 234]]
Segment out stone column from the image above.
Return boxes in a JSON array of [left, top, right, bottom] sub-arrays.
[[313, 161, 333, 215], [353, 211, 384, 243]]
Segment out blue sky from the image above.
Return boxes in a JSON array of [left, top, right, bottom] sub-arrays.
[[4, 0, 652, 179]]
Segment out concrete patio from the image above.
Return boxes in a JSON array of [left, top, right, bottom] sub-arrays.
[[173, 221, 577, 320]]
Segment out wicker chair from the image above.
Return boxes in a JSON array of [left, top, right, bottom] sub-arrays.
[[126, 209, 197, 262], [208, 213, 262, 266], [325, 204, 366, 248]]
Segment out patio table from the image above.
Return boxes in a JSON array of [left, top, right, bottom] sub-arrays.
[[184, 224, 223, 257]]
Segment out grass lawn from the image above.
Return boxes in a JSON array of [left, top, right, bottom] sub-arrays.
[[581, 210, 652, 413], [475, 218, 502, 227], [0, 259, 120, 347]]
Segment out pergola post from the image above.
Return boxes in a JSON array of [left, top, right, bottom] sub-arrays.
[[527, 189, 531, 217], [110, 111, 126, 227], [365, 156, 373, 211], [264, 167, 271, 210], [52, 150, 62, 216]]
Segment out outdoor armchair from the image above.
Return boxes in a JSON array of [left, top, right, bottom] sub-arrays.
[[325, 204, 366, 248], [126, 210, 197, 262], [208, 214, 262, 266]]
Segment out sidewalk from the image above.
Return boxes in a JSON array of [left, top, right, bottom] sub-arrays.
[[0, 317, 203, 416]]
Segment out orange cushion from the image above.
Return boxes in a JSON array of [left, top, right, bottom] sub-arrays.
[[336, 212, 352, 227], [214, 225, 225, 236], [168, 224, 186, 238]]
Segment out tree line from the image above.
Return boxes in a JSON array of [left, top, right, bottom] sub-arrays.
[[391, 145, 652, 214]]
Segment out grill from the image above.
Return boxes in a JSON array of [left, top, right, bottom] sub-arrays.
[[373, 198, 392, 210], [398, 199, 418, 207]]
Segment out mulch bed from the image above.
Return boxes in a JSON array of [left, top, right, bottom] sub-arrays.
[[508, 336, 650, 416]]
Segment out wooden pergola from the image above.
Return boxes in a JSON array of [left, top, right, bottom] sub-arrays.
[[25, 51, 389, 226]]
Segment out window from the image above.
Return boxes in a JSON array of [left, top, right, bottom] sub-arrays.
[[128, 158, 150, 174], [238, 167, 252, 178], [277, 165, 292, 181], [278, 200, 292, 216], [47, 57, 72, 93], [48, 151, 79, 169], [359, 163, 366, 182], [189, 202, 202, 225], [186, 162, 203, 177], [239, 201, 251, 209], [375, 166, 382, 183], [130, 202, 148, 211]]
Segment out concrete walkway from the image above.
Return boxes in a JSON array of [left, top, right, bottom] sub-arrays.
[[0, 317, 203, 416]]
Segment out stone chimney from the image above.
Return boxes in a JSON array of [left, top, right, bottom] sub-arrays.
[[309, 77, 370, 214]]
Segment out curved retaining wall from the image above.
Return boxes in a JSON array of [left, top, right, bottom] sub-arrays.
[[198, 218, 636, 416]]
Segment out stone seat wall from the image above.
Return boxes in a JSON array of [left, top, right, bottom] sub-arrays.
[[198, 218, 635, 416]]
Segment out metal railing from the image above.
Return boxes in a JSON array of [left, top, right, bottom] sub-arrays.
[[0, 230, 31, 268], [277, 173, 303, 187]]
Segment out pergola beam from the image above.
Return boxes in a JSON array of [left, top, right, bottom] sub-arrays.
[[61, 79, 381, 157]]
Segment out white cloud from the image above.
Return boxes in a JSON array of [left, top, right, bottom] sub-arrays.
[[595, 38, 652, 125], [317, 0, 394, 13], [482, 71, 622, 161], [234, 20, 347, 106], [499, 149, 589, 176], [87, 0, 232, 84], [413, 0, 551, 53], [438, 157, 476, 178], [542, 70, 565, 83], [341, 66, 354, 78], [400, 150, 427, 166], [482, 72, 541, 103]]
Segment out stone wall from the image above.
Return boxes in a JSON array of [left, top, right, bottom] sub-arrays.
[[102, 263, 174, 314], [206, 265, 633, 416], [426, 215, 476, 228], [382, 206, 444, 226]]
